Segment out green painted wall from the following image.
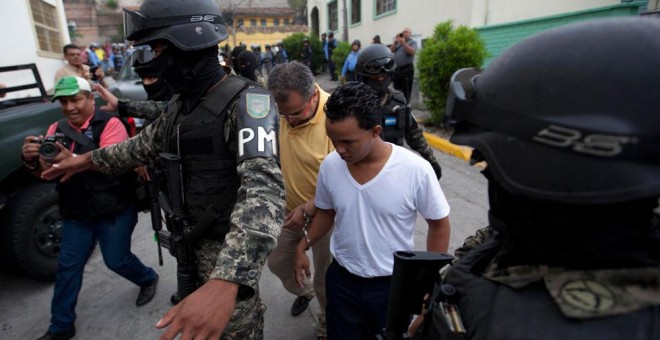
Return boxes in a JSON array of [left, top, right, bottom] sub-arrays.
[[477, 2, 647, 66]]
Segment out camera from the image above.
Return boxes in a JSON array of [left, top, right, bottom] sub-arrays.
[[90, 66, 99, 81], [38, 133, 69, 161], [398, 32, 404, 38]]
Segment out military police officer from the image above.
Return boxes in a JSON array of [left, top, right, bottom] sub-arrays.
[[409, 18, 660, 339], [356, 44, 442, 179], [42, 0, 285, 339]]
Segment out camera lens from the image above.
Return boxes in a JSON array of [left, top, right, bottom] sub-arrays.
[[39, 142, 59, 161]]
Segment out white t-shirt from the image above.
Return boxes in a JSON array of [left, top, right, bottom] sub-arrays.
[[315, 144, 450, 278]]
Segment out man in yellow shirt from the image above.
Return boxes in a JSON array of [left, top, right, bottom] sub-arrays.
[[266, 61, 334, 340]]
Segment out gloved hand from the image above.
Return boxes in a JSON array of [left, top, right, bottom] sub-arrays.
[[431, 161, 442, 179]]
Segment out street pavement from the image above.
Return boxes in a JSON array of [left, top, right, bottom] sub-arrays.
[[0, 73, 488, 340]]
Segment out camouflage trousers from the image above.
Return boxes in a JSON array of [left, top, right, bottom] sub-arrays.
[[195, 238, 266, 339]]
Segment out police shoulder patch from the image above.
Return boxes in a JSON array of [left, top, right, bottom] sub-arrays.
[[246, 93, 271, 119]]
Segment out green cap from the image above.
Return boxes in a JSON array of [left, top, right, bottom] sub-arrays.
[[51, 76, 92, 102]]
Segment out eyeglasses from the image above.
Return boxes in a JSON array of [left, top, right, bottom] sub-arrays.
[[361, 57, 396, 75], [278, 91, 317, 119]]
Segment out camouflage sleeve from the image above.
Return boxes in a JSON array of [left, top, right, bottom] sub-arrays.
[[91, 104, 169, 175], [120, 99, 167, 120], [208, 100, 286, 295], [405, 115, 437, 164], [453, 226, 494, 260], [405, 116, 442, 178]]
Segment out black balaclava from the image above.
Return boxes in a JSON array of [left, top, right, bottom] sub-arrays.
[[133, 56, 172, 101], [362, 74, 392, 98], [157, 45, 224, 114], [237, 50, 258, 82], [484, 168, 660, 270]]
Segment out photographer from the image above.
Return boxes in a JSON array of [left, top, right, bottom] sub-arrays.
[[54, 44, 107, 89], [22, 76, 158, 340], [389, 27, 417, 102]]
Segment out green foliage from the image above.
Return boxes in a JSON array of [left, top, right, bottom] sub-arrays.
[[330, 41, 351, 80], [282, 33, 324, 74], [106, 0, 118, 10], [418, 20, 487, 126]]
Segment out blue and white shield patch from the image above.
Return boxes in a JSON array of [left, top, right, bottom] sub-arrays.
[[246, 93, 271, 119]]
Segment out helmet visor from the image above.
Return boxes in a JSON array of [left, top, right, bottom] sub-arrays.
[[123, 8, 224, 42], [132, 48, 156, 64], [361, 57, 396, 75]]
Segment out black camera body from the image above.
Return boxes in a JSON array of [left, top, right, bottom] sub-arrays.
[[398, 33, 403, 38], [38, 133, 69, 160], [90, 66, 99, 81]]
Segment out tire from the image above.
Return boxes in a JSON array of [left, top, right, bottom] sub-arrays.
[[0, 183, 61, 281]]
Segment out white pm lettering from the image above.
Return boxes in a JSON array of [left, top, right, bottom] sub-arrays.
[[238, 127, 278, 157], [190, 15, 215, 22], [533, 125, 632, 157]]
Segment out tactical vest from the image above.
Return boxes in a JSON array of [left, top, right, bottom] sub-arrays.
[[381, 90, 407, 146], [165, 76, 278, 241], [430, 236, 660, 339], [56, 110, 136, 222]]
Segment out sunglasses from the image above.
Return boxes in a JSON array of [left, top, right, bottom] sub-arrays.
[[361, 57, 396, 75]]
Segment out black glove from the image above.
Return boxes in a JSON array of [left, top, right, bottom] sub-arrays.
[[431, 161, 442, 179]]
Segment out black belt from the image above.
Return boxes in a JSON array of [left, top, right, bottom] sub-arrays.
[[332, 260, 392, 283]]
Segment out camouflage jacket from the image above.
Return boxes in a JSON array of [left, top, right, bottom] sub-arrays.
[[92, 87, 285, 295], [384, 89, 440, 173], [448, 227, 660, 318]]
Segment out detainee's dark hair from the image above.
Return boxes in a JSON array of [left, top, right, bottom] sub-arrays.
[[324, 81, 380, 130]]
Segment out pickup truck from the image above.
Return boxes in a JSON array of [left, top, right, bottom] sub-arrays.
[[0, 64, 66, 281], [0, 62, 145, 281]]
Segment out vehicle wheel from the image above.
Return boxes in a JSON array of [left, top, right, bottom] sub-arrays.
[[0, 183, 60, 281]]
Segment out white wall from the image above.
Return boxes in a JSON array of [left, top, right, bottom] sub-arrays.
[[474, 0, 622, 26], [308, 0, 626, 45], [1, 0, 70, 97]]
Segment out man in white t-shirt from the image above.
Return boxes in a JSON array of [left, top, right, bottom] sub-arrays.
[[294, 81, 451, 339]]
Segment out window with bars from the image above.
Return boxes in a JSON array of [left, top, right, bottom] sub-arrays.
[[328, 1, 338, 31], [351, 0, 361, 25], [251, 19, 257, 26], [284, 18, 290, 25], [261, 18, 267, 26], [30, 0, 62, 54], [375, 0, 396, 16], [274, 18, 280, 26]]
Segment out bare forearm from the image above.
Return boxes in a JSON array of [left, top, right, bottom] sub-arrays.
[[297, 208, 334, 252], [426, 217, 450, 253]]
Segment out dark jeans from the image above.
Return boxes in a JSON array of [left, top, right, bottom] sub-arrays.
[[326, 260, 391, 339], [329, 60, 337, 80], [49, 205, 156, 333], [393, 64, 414, 102], [345, 71, 357, 82]]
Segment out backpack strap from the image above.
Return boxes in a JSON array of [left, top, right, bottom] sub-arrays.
[[56, 119, 92, 146]]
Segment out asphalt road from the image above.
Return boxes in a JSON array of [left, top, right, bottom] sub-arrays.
[[0, 147, 488, 340]]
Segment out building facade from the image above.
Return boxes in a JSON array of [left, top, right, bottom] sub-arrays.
[[1, 0, 71, 95], [306, 0, 636, 48]]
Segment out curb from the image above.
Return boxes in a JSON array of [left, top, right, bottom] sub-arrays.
[[423, 132, 472, 162]]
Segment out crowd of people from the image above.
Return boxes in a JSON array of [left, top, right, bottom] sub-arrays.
[[22, 0, 660, 339]]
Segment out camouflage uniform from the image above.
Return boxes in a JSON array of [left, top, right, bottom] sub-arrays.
[[93, 93, 285, 339], [434, 229, 660, 339], [382, 89, 441, 177]]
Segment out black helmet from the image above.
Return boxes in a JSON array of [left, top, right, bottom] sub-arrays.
[[357, 44, 396, 77], [446, 18, 660, 204], [123, 0, 228, 51], [352, 39, 361, 48]]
